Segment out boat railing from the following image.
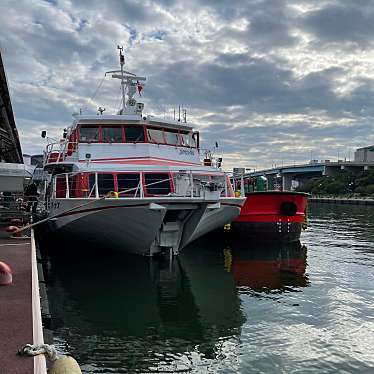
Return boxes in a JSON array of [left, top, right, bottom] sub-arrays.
[[44, 141, 79, 165], [51, 171, 231, 200]]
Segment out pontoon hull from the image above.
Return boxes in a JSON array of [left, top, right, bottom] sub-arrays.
[[47, 197, 243, 255]]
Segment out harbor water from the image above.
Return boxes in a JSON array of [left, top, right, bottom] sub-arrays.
[[43, 203, 374, 373]]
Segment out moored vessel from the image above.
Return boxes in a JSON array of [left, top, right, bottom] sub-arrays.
[[228, 172, 309, 242], [231, 190, 309, 242], [41, 47, 244, 256]]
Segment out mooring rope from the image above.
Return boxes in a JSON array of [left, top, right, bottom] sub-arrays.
[[18, 343, 82, 373], [18, 343, 59, 361]]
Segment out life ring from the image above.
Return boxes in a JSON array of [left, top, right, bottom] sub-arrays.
[[279, 201, 297, 216]]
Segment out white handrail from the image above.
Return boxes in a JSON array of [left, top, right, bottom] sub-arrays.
[[44, 141, 79, 164], [52, 171, 229, 199]]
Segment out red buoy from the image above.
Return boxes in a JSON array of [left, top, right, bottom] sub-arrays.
[[6, 226, 22, 237], [0, 261, 12, 286]]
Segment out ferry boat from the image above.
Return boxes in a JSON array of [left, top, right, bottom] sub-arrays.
[[41, 47, 244, 256]]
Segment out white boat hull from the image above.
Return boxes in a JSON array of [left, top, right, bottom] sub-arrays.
[[47, 197, 244, 256]]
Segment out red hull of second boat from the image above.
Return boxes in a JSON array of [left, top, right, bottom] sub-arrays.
[[231, 191, 309, 242]]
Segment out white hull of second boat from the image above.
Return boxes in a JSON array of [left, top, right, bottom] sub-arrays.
[[47, 197, 243, 255]]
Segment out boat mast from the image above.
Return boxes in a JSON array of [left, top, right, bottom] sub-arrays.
[[105, 46, 146, 115], [118, 46, 126, 112]]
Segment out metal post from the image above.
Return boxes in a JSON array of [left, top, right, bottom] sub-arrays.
[[65, 174, 69, 198], [53, 176, 57, 199], [95, 173, 99, 198], [119, 49, 126, 112], [140, 174, 144, 198], [241, 174, 244, 197], [190, 170, 194, 198]]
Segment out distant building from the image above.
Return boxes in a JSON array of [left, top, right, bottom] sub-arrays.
[[354, 145, 374, 162], [23, 154, 43, 168]]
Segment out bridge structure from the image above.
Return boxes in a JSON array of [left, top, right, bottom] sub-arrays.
[[245, 161, 374, 190], [0, 50, 22, 163]]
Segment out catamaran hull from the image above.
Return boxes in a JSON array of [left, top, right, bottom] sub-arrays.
[[47, 197, 243, 255], [189, 201, 243, 243]]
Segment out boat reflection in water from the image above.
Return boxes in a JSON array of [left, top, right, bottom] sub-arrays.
[[46, 241, 245, 373], [45, 238, 308, 373], [223, 240, 309, 292]]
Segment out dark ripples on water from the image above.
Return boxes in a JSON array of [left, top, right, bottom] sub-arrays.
[[43, 203, 374, 373]]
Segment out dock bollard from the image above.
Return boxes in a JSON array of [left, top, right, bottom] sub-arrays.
[[0, 261, 12, 285]]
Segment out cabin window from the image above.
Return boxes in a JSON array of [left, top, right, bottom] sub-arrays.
[[180, 132, 188, 146], [164, 130, 180, 145], [147, 128, 164, 144], [124, 126, 145, 142], [180, 132, 195, 147], [55, 175, 67, 198], [80, 127, 100, 142], [89, 174, 95, 190], [97, 174, 115, 196], [102, 127, 123, 142], [191, 133, 197, 147], [68, 175, 76, 197], [144, 173, 171, 195], [87, 174, 97, 197], [117, 173, 141, 196]]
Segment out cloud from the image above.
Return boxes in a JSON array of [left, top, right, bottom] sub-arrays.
[[1, 0, 374, 170], [301, 2, 374, 48]]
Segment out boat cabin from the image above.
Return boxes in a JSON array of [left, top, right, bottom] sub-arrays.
[[44, 116, 201, 168]]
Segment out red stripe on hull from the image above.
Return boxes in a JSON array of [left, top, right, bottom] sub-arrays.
[[78, 156, 200, 166]]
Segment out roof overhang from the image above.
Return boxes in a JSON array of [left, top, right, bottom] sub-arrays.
[[0, 51, 22, 163], [74, 114, 193, 131]]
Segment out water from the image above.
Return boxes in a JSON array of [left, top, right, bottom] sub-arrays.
[[43, 203, 374, 373]]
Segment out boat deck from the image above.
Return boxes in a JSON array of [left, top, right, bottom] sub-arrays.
[[0, 233, 46, 373]]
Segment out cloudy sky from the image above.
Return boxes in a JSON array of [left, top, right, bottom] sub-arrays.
[[1, 0, 374, 170]]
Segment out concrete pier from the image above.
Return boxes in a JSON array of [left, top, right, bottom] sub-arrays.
[[309, 196, 374, 205], [0, 231, 47, 373]]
